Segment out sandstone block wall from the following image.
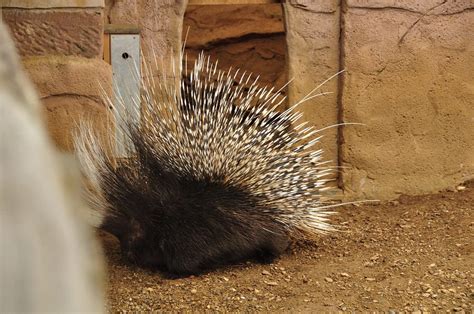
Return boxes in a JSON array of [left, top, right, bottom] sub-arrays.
[[182, 2, 341, 183], [2, 8, 103, 58], [22, 56, 113, 151], [339, 0, 474, 200], [282, 0, 473, 200], [284, 1, 341, 181], [3, 0, 473, 200], [2, 1, 112, 152], [184, 4, 286, 94]]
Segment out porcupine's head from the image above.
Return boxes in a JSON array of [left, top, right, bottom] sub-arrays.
[[74, 53, 335, 269]]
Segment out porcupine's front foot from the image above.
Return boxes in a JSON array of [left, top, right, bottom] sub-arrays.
[[254, 236, 290, 264]]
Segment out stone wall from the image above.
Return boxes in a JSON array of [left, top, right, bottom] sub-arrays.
[[3, 0, 473, 200], [339, 0, 474, 200], [184, 4, 286, 100], [182, 2, 341, 184], [284, 1, 341, 183], [182, 0, 473, 200], [104, 0, 187, 79], [2, 0, 112, 152]]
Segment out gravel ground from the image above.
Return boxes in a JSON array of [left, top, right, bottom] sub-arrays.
[[102, 181, 473, 312]]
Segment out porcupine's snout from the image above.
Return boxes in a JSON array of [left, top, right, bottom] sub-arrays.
[[116, 219, 144, 264], [102, 215, 166, 269]]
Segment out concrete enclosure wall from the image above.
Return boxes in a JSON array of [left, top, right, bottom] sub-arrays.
[[2, 0, 473, 200]]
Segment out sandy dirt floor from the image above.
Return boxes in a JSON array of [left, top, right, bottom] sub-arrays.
[[102, 182, 473, 312]]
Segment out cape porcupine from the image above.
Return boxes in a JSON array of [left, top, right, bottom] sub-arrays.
[[74, 52, 336, 276]]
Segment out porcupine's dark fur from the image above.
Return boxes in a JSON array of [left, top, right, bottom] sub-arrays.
[[75, 53, 334, 276]]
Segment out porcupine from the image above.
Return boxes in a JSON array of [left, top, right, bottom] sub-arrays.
[[74, 52, 335, 276]]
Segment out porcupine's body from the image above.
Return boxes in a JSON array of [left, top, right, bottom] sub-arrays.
[[75, 53, 334, 276]]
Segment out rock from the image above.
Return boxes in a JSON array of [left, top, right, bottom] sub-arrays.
[[340, 2, 474, 200], [283, 1, 341, 175], [265, 281, 278, 286], [22, 56, 113, 152], [183, 4, 287, 110], [3, 8, 103, 58]]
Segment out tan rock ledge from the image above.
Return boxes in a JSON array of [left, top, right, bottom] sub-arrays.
[[1, 0, 104, 9]]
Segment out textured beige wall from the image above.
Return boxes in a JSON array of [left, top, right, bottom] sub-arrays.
[[22, 56, 113, 151], [2, 6, 112, 152], [2, 8, 104, 58], [340, 0, 474, 200], [283, 1, 341, 182], [3, 0, 473, 200], [184, 4, 286, 101]]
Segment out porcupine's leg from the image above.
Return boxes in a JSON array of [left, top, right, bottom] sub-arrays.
[[254, 232, 289, 264], [161, 245, 210, 277], [160, 229, 271, 276], [163, 228, 290, 275], [165, 260, 201, 277]]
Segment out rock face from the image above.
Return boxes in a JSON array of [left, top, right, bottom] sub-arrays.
[[184, 4, 286, 98], [2, 4, 113, 152], [22, 56, 113, 151], [100, 0, 474, 199], [284, 1, 341, 181], [0, 22, 104, 313], [2, 8, 103, 58], [339, 0, 474, 199], [3, 0, 473, 200]]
